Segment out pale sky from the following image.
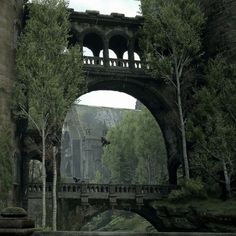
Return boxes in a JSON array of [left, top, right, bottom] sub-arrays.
[[69, 0, 140, 109]]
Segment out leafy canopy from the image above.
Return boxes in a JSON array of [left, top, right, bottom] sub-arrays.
[[15, 0, 85, 136], [102, 107, 167, 184], [141, 0, 205, 79]]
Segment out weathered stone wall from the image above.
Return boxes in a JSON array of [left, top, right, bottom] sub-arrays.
[[0, 0, 23, 204], [0, 0, 20, 123], [201, 0, 236, 60]]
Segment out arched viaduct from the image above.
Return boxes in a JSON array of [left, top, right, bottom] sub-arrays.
[[1, 0, 236, 213], [21, 9, 182, 189]]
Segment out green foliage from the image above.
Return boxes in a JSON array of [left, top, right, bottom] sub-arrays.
[[0, 122, 13, 207], [187, 57, 236, 191], [92, 170, 104, 184], [81, 210, 157, 232], [102, 107, 167, 184], [168, 179, 207, 202], [14, 0, 85, 137], [140, 0, 205, 180], [140, 0, 205, 80], [102, 112, 137, 184]]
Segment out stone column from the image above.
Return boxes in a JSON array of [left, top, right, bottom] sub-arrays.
[[103, 39, 109, 67], [128, 39, 135, 69]]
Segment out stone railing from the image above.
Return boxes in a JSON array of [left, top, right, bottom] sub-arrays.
[[83, 56, 142, 69], [28, 183, 175, 200], [83, 56, 104, 66]]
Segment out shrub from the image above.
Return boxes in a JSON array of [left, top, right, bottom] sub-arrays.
[[168, 178, 207, 203]]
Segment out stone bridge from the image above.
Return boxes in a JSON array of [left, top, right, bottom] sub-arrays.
[[27, 183, 176, 230], [28, 183, 175, 203], [70, 10, 181, 185], [1, 0, 236, 213]]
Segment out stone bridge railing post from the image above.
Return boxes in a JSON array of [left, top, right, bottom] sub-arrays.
[[81, 182, 89, 206]]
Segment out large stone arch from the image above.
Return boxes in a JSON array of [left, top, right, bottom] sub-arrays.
[[61, 72, 182, 184], [58, 200, 165, 231]]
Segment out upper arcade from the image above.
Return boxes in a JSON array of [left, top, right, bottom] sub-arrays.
[[69, 9, 144, 70]]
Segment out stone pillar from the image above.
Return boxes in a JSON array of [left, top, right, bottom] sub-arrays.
[[128, 39, 135, 69], [103, 39, 109, 67], [0, 207, 35, 235]]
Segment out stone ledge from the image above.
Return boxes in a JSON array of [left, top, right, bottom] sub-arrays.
[[0, 218, 35, 229], [0, 228, 35, 235]]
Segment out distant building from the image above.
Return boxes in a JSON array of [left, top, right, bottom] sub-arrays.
[[60, 104, 138, 183]]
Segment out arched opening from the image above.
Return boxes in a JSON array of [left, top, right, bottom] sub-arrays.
[[60, 90, 168, 185], [109, 35, 128, 59], [108, 34, 129, 67], [81, 209, 157, 232], [83, 33, 104, 57]]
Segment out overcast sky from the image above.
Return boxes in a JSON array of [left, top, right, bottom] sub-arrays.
[[68, 0, 140, 17], [69, 0, 140, 109]]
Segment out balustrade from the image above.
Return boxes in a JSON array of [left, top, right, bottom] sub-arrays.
[[28, 183, 174, 197], [83, 56, 142, 70], [83, 56, 104, 66]]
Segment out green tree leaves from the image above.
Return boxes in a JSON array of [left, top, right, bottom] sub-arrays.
[[14, 0, 86, 227], [102, 108, 167, 184], [188, 58, 236, 198], [140, 0, 205, 179]]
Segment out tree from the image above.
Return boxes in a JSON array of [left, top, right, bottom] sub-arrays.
[[140, 0, 205, 179], [187, 58, 236, 199], [134, 108, 167, 184], [15, 0, 85, 229], [102, 112, 137, 184], [102, 108, 167, 184]]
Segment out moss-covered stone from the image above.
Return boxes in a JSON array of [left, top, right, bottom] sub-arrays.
[[1, 207, 27, 218]]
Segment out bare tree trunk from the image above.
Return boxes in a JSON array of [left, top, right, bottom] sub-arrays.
[[42, 128, 46, 228], [222, 159, 231, 199], [148, 156, 152, 184], [176, 75, 190, 180], [52, 146, 57, 231]]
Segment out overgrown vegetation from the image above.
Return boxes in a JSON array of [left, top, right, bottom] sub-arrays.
[[81, 210, 157, 232], [100, 107, 167, 185], [15, 0, 85, 229], [168, 179, 207, 202], [188, 57, 236, 199], [140, 0, 205, 179]]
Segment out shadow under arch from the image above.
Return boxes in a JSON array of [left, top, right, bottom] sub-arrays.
[[59, 201, 165, 232], [80, 28, 105, 57]]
